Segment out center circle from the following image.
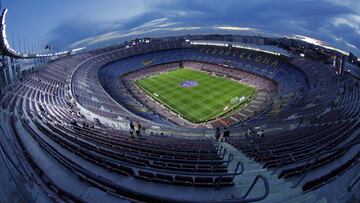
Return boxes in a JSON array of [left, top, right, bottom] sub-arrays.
[[180, 80, 199, 88]]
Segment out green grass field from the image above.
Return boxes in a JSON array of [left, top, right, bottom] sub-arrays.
[[135, 68, 256, 123]]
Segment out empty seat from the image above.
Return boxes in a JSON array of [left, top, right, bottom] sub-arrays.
[[136, 170, 155, 181], [214, 176, 234, 186], [194, 177, 214, 186], [174, 175, 193, 185], [153, 174, 173, 184]]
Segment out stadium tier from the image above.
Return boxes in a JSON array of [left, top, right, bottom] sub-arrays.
[[1, 36, 360, 203]]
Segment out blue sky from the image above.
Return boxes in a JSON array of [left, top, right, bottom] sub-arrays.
[[3, 0, 360, 55]]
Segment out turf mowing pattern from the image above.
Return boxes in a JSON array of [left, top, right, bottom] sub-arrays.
[[135, 68, 256, 123]]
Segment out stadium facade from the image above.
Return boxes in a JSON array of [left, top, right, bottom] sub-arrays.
[[0, 6, 360, 203]]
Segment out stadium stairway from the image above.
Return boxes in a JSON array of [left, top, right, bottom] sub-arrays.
[[220, 142, 319, 203]]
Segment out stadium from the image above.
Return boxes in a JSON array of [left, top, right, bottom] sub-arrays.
[[1, 2, 360, 203]]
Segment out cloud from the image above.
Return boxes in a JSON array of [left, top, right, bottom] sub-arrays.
[[214, 26, 255, 31], [46, 0, 360, 55], [68, 17, 181, 48], [333, 15, 360, 35]]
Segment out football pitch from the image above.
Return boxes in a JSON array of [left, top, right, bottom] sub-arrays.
[[135, 68, 256, 123]]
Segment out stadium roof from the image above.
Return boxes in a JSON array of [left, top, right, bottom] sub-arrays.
[[0, 8, 84, 59], [190, 40, 291, 57]]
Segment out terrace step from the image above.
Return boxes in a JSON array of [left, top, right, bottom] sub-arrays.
[[220, 142, 303, 202]]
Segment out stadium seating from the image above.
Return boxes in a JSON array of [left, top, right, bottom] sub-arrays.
[[1, 38, 359, 202]]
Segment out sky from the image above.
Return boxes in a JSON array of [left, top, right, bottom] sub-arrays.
[[3, 0, 360, 55]]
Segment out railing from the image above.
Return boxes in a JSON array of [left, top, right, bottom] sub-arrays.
[[160, 174, 269, 203], [217, 143, 223, 153], [214, 175, 269, 203], [227, 153, 234, 167], [222, 148, 228, 157], [215, 161, 244, 189], [348, 172, 360, 192], [242, 175, 270, 202]]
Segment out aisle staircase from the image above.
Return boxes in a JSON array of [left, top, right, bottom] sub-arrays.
[[221, 142, 319, 202]]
